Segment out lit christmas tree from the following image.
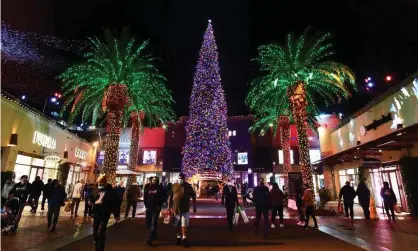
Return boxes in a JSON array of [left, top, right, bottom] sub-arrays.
[[182, 20, 233, 178]]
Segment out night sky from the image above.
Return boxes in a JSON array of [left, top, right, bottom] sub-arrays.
[[3, 0, 418, 119]]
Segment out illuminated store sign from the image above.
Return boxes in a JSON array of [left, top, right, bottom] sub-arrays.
[[32, 131, 56, 150], [75, 148, 88, 160]]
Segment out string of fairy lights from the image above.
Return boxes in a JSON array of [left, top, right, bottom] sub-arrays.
[[182, 20, 233, 178]]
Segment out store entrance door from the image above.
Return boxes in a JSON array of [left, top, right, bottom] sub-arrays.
[[381, 170, 407, 211]]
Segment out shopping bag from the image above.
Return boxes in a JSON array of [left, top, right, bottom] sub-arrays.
[[393, 204, 401, 214], [64, 201, 72, 212], [237, 206, 249, 224], [163, 214, 172, 224], [233, 212, 240, 226], [337, 201, 343, 214]]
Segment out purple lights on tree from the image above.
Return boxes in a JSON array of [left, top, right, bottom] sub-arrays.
[[181, 20, 233, 178]]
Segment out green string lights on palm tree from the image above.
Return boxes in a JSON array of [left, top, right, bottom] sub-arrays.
[[247, 26, 356, 188], [58, 29, 174, 183]]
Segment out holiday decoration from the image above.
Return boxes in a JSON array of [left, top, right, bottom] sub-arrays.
[[247, 27, 356, 187], [182, 20, 233, 178], [278, 116, 291, 185], [59, 29, 174, 183]]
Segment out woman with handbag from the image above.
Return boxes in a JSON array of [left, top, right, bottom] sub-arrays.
[[380, 182, 397, 221]]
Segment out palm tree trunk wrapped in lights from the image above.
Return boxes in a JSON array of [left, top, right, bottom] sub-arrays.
[[279, 115, 291, 191], [127, 111, 144, 185], [288, 83, 313, 188], [103, 84, 129, 184]]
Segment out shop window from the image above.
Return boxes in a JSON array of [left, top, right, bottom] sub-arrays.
[[309, 149, 321, 163], [228, 130, 236, 137], [278, 150, 294, 164], [237, 152, 248, 165], [119, 149, 129, 164], [16, 155, 32, 165], [74, 166, 81, 172], [14, 164, 30, 182], [31, 158, 45, 167], [44, 161, 58, 168], [143, 150, 157, 164]]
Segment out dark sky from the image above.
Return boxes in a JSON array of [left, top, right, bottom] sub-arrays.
[[3, 0, 418, 119]]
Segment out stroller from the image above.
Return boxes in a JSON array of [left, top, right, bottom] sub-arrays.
[[1, 197, 20, 235]]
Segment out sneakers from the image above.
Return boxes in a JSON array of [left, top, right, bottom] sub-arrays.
[[279, 224, 284, 228], [271, 224, 275, 229], [296, 221, 304, 226]]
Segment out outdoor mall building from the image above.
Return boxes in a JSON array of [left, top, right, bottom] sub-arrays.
[[1, 94, 97, 193], [316, 72, 418, 212]]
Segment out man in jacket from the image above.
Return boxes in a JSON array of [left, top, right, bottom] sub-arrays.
[[47, 179, 66, 231], [252, 178, 270, 239], [339, 181, 356, 220], [115, 181, 126, 209], [380, 181, 397, 221], [90, 175, 120, 251], [9, 175, 31, 231], [125, 182, 141, 219], [270, 183, 286, 228], [356, 181, 371, 220], [71, 179, 84, 217], [302, 183, 318, 229], [41, 179, 52, 211], [221, 179, 240, 231], [144, 176, 164, 246], [28, 176, 44, 213]]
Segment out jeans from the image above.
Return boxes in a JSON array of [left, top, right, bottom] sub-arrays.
[[125, 200, 137, 218], [344, 202, 354, 219], [226, 207, 235, 229], [384, 201, 395, 220], [254, 207, 269, 236], [47, 204, 61, 226], [71, 198, 81, 216], [271, 206, 284, 225], [41, 196, 48, 210], [297, 204, 305, 222], [360, 203, 370, 219], [145, 208, 160, 240], [304, 206, 318, 227], [29, 194, 40, 212], [93, 217, 109, 251], [14, 203, 26, 231], [84, 200, 93, 217]]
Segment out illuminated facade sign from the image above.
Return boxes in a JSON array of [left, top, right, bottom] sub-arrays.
[[75, 148, 88, 160], [32, 131, 56, 150]]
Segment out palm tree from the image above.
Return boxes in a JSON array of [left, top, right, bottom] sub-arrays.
[[248, 27, 356, 187], [59, 29, 174, 183]]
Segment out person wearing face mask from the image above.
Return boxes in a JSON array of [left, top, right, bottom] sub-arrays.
[[90, 175, 120, 251], [221, 180, 240, 231], [9, 175, 31, 232], [252, 177, 270, 239], [144, 176, 164, 246], [168, 173, 196, 247]]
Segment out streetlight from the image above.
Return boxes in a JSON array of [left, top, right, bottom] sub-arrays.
[[42, 93, 61, 114]]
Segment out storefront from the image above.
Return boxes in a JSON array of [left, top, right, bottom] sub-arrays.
[[13, 153, 60, 183]]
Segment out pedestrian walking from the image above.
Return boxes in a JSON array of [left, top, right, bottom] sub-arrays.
[[125, 182, 140, 219], [270, 183, 286, 228], [47, 179, 66, 232], [168, 173, 197, 247], [144, 177, 165, 246], [41, 179, 53, 211], [90, 175, 120, 251], [302, 183, 318, 229], [295, 183, 305, 226], [241, 182, 248, 206], [356, 181, 371, 220], [252, 178, 270, 239], [9, 175, 31, 231], [84, 183, 94, 217], [339, 181, 356, 220], [380, 181, 397, 221], [71, 180, 84, 217], [2, 179, 15, 207], [115, 181, 126, 209], [28, 176, 43, 213], [221, 179, 239, 231]]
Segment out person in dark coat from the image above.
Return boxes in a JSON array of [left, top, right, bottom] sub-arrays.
[[380, 181, 397, 221], [221, 179, 240, 231], [28, 176, 44, 213], [270, 183, 286, 228], [356, 181, 371, 220], [295, 183, 305, 226], [84, 183, 94, 217], [114, 181, 126, 209], [90, 175, 120, 251], [339, 181, 356, 220], [125, 183, 141, 219], [47, 179, 66, 231], [41, 179, 52, 211], [241, 182, 248, 206], [252, 178, 270, 239], [9, 175, 31, 231], [144, 176, 164, 246]]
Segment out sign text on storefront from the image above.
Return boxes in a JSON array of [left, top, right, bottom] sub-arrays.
[[75, 148, 88, 159], [32, 131, 56, 150]]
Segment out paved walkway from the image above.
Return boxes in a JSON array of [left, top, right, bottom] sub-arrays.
[[2, 198, 418, 251]]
